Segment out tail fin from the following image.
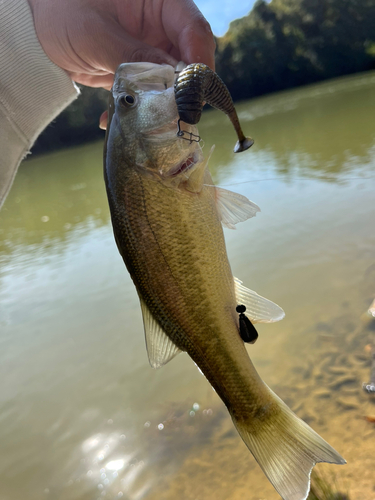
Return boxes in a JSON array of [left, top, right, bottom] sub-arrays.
[[232, 387, 345, 500]]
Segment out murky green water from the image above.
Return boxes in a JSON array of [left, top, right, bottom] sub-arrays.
[[1, 72, 375, 500]]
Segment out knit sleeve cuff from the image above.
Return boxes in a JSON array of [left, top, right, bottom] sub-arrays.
[[0, 0, 79, 208]]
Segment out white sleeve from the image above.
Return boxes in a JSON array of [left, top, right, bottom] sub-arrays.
[[0, 0, 79, 209]]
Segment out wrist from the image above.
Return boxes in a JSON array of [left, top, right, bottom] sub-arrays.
[[26, 0, 58, 69], [0, 0, 78, 207], [0, 0, 78, 141]]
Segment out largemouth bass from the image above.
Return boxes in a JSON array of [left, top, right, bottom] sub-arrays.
[[103, 62, 345, 500]]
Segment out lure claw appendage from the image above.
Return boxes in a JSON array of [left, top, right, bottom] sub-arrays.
[[234, 136, 254, 153]]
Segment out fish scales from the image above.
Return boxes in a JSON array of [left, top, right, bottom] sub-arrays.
[[108, 161, 269, 415], [104, 62, 345, 500]]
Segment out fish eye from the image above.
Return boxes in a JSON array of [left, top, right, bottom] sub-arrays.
[[119, 94, 136, 107]]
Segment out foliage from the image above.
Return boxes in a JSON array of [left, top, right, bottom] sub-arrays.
[[216, 0, 375, 100], [31, 85, 108, 155]]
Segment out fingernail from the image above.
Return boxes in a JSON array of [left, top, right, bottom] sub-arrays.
[[99, 110, 108, 130]]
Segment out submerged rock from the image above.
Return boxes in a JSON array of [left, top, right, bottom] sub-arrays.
[[336, 396, 360, 410], [327, 366, 349, 376], [329, 375, 359, 390], [313, 388, 331, 399]]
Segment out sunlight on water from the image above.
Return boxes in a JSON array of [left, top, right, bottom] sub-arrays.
[[1, 72, 375, 500]]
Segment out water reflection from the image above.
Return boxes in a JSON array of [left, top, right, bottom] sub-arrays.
[[39, 401, 223, 500], [203, 71, 375, 182], [0, 141, 109, 256]]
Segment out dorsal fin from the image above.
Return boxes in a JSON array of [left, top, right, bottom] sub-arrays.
[[234, 277, 285, 323], [139, 298, 182, 368]]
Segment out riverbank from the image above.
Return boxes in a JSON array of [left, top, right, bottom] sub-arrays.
[[31, 0, 375, 156]]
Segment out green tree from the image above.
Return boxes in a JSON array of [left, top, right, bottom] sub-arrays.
[[31, 86, 108, 155], [32, 0, 375, 154], [216, 0, 375, 100]]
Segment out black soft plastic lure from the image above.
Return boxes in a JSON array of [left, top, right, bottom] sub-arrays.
[[174, 63, 254, 153]]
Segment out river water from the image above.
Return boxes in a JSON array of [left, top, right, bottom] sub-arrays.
[[1, 72, 375, 500]]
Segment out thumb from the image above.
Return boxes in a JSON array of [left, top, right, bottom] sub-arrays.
[[91, 23, 178, 74]]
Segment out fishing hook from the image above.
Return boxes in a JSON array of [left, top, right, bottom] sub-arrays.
[[176, 119, 201, 144]]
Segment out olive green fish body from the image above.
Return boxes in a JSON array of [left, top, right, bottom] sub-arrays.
[[106, 160, 272, 417], [104, 63, 345, 500]]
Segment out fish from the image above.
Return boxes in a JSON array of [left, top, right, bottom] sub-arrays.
[[103, 62, 345, 500]]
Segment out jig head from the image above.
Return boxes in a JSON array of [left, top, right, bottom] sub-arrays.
[[236, 304, 258, 344]]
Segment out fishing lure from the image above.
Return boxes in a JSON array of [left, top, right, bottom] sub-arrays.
[[174, 63, 254, 153], [236, 304, 259, 344]]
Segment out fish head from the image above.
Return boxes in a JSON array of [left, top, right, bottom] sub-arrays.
[[104, 62, 204, 184]]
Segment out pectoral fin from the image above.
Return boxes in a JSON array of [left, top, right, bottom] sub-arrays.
[[234, 277, 285, 323], [214, 188, 260, 229], [139, 298, 181, 368]]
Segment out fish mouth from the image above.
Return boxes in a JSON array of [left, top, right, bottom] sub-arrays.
[[168, 154, 198, 177]]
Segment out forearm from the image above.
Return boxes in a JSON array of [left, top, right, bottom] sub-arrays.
[[0, 0, 78, 209]]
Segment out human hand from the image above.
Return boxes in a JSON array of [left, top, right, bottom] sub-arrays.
[[27, 0, 215, 90]]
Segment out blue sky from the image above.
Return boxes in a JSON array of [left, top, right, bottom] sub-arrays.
[[194, 0, 257, 36]]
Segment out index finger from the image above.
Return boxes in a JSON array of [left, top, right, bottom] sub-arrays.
[[162, 0, 216, 70]]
